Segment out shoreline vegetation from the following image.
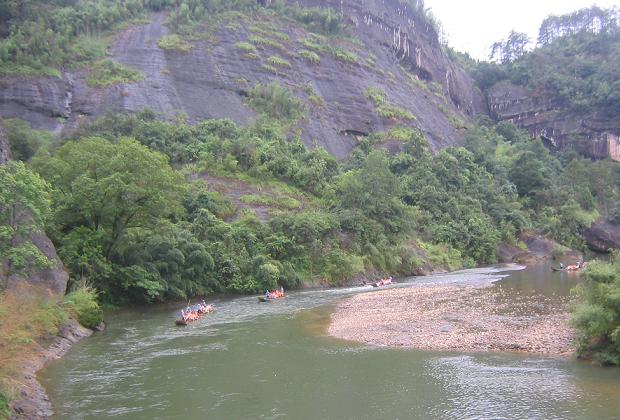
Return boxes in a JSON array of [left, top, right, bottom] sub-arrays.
[[328, 271, 574, 355]]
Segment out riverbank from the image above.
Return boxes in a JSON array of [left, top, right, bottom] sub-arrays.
[[0, 285, 102, 420], [328, 278, 574, 355], [8, 320, 92, 419]]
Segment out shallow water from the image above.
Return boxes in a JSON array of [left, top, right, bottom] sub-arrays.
[[41, 264, 620, 419]]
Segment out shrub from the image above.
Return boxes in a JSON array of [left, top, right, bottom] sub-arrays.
[[298, 49, 320, 64], [246, 82, 306, 121], [86, 60, 144, 88], [248, 35, 287, 52], [63, 284, 103, 329], [570, 259, 620, 365], [157, 34, 193, 52], [240, 194, 301, 209], [301, 38, 326, 53], [364, 87, 416, 121], [330, 47, 358, 64], [267, 55, 291, 68], [260, 63, 279, 74], [235, 42, 257, 52]]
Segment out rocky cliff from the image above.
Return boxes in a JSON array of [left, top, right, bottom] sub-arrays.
[[0, 119, 68, 296], [487, 81, 620, 160], [0, 0, 485, 159]]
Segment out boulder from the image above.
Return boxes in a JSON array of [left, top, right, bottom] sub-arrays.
[[584, 218, 620, 252]]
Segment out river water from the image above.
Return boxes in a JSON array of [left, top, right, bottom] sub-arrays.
[[41, 264, 620, 419]]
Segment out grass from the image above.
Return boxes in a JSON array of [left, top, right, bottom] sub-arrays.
[[261, 63, 279, 74], [245, 53, 260, 60], [249, 25, 290, 41], [246, 82, 306, 121], [69, 35, 108, 64], [86, 60, 144, 88], [0, 392, 8, 419], [371, 126, 426, 145], [309, 94, 324, 107], [267, 55, 291, 68], [240, 194, 301, 210], [157, 34, 194, 52], [301, 38, 326, 53], [248, 35, 287, 52], [300, 83, 324, 107], [365, 87, 416, 121], [235, 42, 257, 52], [0, 63, 62, 78], [298, 49, 320, 64], [300, 36, 357, 64], [329, 47, 358, 64]]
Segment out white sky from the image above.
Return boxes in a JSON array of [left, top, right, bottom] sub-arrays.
[[424, 0, 620, 60]]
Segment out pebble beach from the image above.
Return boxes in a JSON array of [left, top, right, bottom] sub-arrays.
[[328, 283, 574, 355]]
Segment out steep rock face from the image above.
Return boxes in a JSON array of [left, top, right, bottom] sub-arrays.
[[0, 119, 10, 163], [0, 119, 68, 296], [0, 77, 70, 133], [487, 81, 620, 160], [0, 0, 485, 159]]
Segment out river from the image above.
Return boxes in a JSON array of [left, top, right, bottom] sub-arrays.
[[41, 264, 620, 419]]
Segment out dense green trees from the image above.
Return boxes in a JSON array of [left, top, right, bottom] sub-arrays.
[[15, 106, 612, 304], [0, 161, 54, 283]]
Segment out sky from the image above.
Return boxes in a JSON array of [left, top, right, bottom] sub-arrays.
[[424, 0, 620, 60]]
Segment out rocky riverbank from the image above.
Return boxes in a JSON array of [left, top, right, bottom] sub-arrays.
[[9, 320, 93, 419], [328, 281, 574, 355]]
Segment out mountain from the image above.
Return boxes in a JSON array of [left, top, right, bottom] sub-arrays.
[[0, 0, 485, 160]]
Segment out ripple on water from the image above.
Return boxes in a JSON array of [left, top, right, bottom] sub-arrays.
[[427, 355, 580, 419]]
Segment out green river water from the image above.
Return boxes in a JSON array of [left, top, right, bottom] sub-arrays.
[[41, 264, 620, 419]]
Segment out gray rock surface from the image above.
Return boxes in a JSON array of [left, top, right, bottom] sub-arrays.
[[0, 118, 10, 163], [487, 80, 620, 159], [0, 0, 485, 159]]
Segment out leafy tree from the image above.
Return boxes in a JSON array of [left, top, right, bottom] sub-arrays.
[[571, 256, 620, 365], [33, 137, 185, 259], [0, 161, 54, 283]]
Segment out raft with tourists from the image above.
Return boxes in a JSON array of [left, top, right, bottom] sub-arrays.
[[175, 300, 214, 326], [551, 261, 587, 272], [258, 287, 285, 302]]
